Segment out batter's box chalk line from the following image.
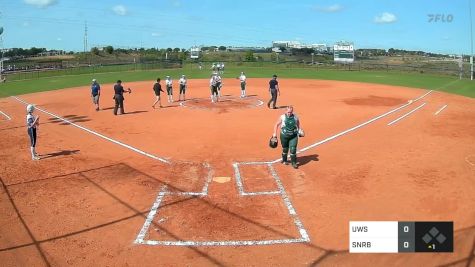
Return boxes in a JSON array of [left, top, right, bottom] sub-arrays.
[[134, 162, 310, 246]]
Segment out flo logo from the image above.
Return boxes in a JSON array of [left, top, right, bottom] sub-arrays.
[[428, 14, 454, 22]]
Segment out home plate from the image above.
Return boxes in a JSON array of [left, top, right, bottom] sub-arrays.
[[213, 176, 231, 183]]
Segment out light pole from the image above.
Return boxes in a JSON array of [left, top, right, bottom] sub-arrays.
[[311, 52, 315, 65]]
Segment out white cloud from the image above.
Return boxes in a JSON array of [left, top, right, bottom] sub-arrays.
[[112, 5, 128, 16], [313, 4, 343, 13], [374, 12, 397, 24], [57, 37, 62, 41], [151, 32, 162, 37], [23, 0, 57, 8]]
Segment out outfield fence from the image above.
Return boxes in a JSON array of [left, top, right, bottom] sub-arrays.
[[3, 59, 470, 81], [3, 60, 183, 81]]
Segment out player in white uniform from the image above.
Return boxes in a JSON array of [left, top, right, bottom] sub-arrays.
[[165, 76, 173, 103], [220, 62, 225, 74], [26, 104, 40, 160], [216, 73, 223, 97], [239, 72, 247, 98], [178, 75, 187, 101], [210, 72, 219, 103]]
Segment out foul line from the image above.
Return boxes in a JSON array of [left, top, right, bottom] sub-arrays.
[[387, 103, 426, 126], [434, 104, 448, 116], [292, 90, 433, 157], [0, 110, 11, 120], [11, 96, 170, 164]]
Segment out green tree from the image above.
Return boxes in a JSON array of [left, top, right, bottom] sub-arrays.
[[91, 47, 100, 55], [245, 51, 255, 61], [218, 46, 226, 51], [105, 46, 114, 54], [173, 47, 180, 53]]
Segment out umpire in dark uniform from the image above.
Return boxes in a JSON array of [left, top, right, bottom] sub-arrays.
[[267, 74, 280, 109], [113, 80, 131, 115]]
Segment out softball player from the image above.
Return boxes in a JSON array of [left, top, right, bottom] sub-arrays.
[[91, 79, 101, 111], [152, 78, 164, 108], [267, 74, 280, 109], [273, 106, 302, 169], [165, 76, 173, 103], [178, 75, 187, 101], [26, 104, 40, 160], [210, 73, 219, 102], [216, 74, 223, 97], [239, 72, 247, 98]]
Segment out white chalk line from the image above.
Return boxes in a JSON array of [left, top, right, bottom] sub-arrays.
[[164, 162, 213, 196], [11, 96, 170, 164], [293, 90, 433, 155], [135, 186, 167, 243], [465, 156, 475, 166], [139, 238, 308, 246], [434, 104, 448, 116], [233, 162, 280, 196], [0, 110, 12, 120], [137, 90, 435, 246], [137, 162, 309, 246], [387, 103, 427, 126]]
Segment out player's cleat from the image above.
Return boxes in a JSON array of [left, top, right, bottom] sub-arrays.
[[32, 156, 40, 160], [281, 160, 288, 165], [292, 162, 298, 169]]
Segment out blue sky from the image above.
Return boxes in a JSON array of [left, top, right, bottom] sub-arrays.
[[0, 0, 473, 54]]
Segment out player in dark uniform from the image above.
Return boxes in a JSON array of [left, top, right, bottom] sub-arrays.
[[152, 78, 164, 108], [267, 74, 280, 109], [26, 104, 40, 160], [91, 79, 101, 111], [113, 80, 131, 115], [273, 106, 302, 169]]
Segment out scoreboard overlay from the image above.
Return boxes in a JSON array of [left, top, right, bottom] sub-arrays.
[[349, 221, 453, 253]]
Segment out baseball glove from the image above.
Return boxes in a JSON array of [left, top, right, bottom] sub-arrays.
[[269, 136, 278, 148]]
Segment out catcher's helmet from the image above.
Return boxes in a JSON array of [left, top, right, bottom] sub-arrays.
[[269, 136, 278, 148]]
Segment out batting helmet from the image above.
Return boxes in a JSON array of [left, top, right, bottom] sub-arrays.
[[26, 104, 35, 113], [269, 136, 278, 148]]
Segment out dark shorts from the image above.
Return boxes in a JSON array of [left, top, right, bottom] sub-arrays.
[[27, 127, 37, 147], [211, 86, 218, 95], [179, 84, 186, 94], [166, 86, 173, 95]]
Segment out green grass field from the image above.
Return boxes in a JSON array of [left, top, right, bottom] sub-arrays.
[[0, 65, 474, 98]]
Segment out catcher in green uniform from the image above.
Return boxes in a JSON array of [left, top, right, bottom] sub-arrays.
[[273, 106, 304, 169]]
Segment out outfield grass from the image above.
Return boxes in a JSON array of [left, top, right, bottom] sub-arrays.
[[0, 65, 473, 98]]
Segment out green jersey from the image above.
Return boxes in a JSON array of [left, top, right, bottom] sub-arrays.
[[280, 114, 299, 136]]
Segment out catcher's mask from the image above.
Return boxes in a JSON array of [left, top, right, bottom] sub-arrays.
[[269, 136, 278, 148]]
